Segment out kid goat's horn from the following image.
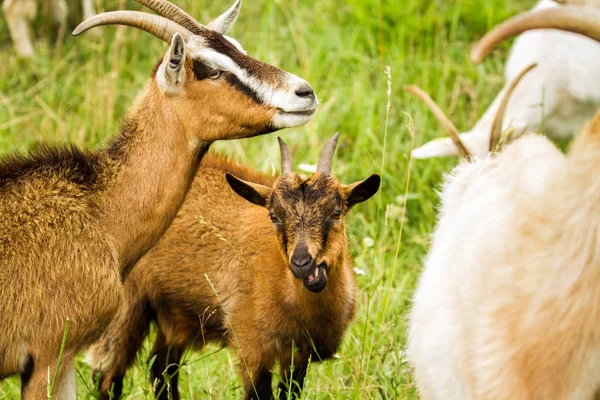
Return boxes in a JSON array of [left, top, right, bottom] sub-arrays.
[[317, 133, 340, 175], [278, 137, 294, 175]]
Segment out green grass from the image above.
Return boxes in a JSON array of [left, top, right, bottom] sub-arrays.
[[0, 0, 537, 398]]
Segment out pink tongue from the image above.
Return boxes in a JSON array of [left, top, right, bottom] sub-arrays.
[[307, 267, 319, 282]]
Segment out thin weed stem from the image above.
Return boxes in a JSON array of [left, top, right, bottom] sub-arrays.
[[48, 318, 70, 399]]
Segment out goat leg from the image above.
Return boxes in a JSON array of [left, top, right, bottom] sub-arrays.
[[244, 367, 274, 400], [21, 352, 76, 400], [149, 333, 184, 400]]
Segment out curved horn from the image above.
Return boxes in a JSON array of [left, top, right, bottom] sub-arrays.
[[317, 132, 340, 175], [404, 85, 471, 159], [133, 0, 205, 34], [73, 11, 193, 43], [278, 137, 293, 175], [489, 63, 538, 152], [471, 6, 600, 64]]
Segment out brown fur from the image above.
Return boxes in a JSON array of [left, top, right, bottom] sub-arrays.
[[0, 28, 306, 400], [87, 153, 380, 400]]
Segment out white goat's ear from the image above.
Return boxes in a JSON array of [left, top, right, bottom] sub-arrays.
[[159, 33, 186, 94], [207, 0, 242, 35]]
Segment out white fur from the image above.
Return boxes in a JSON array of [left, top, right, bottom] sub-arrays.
[[157, 34, 187, 96], [412, 0, 600, 159], [185, 41, 317, 128], [51, 357, 76, 400], [154, 0, 316, 129], [408, 114, 600, 398]]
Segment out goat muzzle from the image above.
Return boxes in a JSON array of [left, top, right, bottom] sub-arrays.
[[303, 262, 328, 293]]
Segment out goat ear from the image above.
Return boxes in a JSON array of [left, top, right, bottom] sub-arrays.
[[226, 173, 272, 207], [343, 174, 381, 211], [159, 33, 186, 94], [207, 0, 242, 35]]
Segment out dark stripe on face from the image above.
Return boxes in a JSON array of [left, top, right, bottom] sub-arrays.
[[225, 73, 264, 105], [321, 219, 332, 249], [280, 182, 303, 204], [204, 30, 253, 69], [270, 194, 289, 251], [192, 59, 217, 80], [281, 228, 288, 253], [319, 191, 341, 249], [202, 30, 283, 85]]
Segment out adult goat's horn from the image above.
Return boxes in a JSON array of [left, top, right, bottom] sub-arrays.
[[73, 11, 193, 43], [404, 85, 471, 159], [471, 6, 600, 64], [133, 0, 205, 34]]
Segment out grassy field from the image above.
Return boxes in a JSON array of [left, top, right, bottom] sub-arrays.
[[0, 0, 537, 398]]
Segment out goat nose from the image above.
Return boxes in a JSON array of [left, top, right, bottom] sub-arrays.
[[294, 83, 315, 99], [291, 252, 312, 269]]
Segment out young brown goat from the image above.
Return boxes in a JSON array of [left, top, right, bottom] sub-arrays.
[[87, 134, 380, 400], [0, 1, 317, 398]]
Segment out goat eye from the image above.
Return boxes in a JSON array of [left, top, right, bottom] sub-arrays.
[[208, 70, 222, 80], [269, 212, 280, 224], [332, 209, 342, 219]]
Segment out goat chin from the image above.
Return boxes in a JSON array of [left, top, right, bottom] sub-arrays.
[[411, 0, 600, 160], [408, 133, 576, 400]]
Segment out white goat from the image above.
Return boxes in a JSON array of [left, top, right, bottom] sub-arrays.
[[408, 5, 600, 399], [411, 0, 600, 159], [2, 0, 95, 57]]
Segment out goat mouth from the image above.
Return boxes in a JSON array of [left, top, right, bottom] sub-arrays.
[[303, 263, 328, 293], [276, 107, 316, 117]]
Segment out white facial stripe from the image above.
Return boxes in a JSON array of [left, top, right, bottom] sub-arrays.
[[223, 35, 247, 54], [196, 50, 242, 75], [194, 50, 281, 106], [195, 50, 317, 116], [186, 40, 317, 127]]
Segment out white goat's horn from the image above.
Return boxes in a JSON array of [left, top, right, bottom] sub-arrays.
[[404, 85, 472, 159], [317, 133, 340, 175], [133, 0, 205, 34], [278, 137, 293, 175], [489, 63, 538, 152], [472, 6, 600, 64], [73, 11, 193, 43]]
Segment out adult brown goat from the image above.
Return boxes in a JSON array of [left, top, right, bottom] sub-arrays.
[[87, 134, 380, 400], [0, 0, 317, 398]]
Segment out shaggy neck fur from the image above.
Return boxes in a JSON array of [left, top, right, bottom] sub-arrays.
[[99, 83, 211, 278]]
